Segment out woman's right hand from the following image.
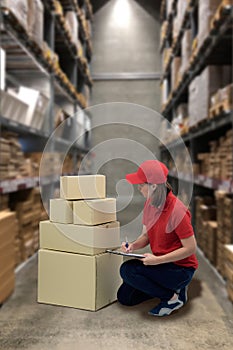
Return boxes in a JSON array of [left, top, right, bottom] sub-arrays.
[[121, 242, 134, 253]]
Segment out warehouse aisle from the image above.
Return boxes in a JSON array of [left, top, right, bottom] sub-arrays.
[[0, 252, 232, 350]]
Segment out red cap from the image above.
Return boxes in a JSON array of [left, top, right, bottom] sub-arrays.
[[125, 160, 168, 185]]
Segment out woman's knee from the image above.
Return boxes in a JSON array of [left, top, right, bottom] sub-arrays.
[[119, 259, 140, 279], [117, 283, 133, 306]]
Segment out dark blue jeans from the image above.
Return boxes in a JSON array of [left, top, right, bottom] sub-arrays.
[[117, 259, 195, 306]]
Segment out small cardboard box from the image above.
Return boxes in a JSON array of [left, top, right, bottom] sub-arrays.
[[38, 249, 123, 311], [50, 198, 73, 224], [60, 175, 106, 200], [39, 220, 120, 255], [73, 198, 116, 225]]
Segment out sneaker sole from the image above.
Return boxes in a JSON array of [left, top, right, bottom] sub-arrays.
[[148, 301, 184, 317]]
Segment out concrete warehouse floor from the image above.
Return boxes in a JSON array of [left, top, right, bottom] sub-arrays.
[[0, 250, 232, 350]]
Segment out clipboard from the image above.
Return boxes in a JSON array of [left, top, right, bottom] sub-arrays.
[[106, 249, 145, 259]]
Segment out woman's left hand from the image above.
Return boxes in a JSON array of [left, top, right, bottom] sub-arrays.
[[142, 253, 161, 265]]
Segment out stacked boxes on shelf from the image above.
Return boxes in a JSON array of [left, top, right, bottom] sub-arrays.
[[0, 211, 17, 304], [195, 192, 233, 279], [10, 188, 47, 266], [195, 196, 216, 257], [215, 191, 233, 277], [224, 245, 233, 303], [38, 175, 123, 311], [196, 129, 233, 180]]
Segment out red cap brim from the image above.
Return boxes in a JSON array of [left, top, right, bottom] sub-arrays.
[[125, 172, 145, 184]]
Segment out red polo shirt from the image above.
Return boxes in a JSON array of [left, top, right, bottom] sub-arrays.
[[142, 191, 198, 269]]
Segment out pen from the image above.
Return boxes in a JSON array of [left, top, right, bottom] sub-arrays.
[[125, 236, 129, 249]]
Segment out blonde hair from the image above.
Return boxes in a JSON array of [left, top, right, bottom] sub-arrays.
[[149, 182, 172, 208]]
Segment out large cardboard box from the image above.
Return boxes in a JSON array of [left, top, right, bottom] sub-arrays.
[[38, 249, 123, 311], [60, 175, 106, 200], [50, 198, 73, 224], [73, 198, 116, 225], [39, 220, 120, 255]]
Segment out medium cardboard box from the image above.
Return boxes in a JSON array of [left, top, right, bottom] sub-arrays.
[[60, 175, 106, 200], [38, 249, 123, 311], [73, 198, 116, 225], [39, 220, 120, 255], [50, 198, 73, 224]]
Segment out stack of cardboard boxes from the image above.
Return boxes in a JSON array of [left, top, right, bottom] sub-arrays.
[[38, 175, 123, 311], [195, 193, 233, 280], [215, 191, 233, 277], [0, 211, 17, 304]]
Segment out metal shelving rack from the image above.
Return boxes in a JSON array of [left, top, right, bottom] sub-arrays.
[[0, 0, 93, 195], [159, 0, 233, 236]]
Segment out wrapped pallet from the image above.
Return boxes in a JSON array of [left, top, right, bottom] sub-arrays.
[[180, 29, 192, 77], [198, 0, 221, 49], [27, 0, 44, 49], [188, 66, 232, 127], [1, 0, 28, 31]]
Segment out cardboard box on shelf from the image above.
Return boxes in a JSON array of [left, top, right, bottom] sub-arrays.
[[39, 220, 120, 255], [17, 87, 49, 130], [0, 211, 16, 303], [38, 249, 123, 311], [60, 175, 106, 200], [73, 198, 116, 226], [50, 198, 73, 224], [206, 221, 217, 265], [0, 90, 29, 124]]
